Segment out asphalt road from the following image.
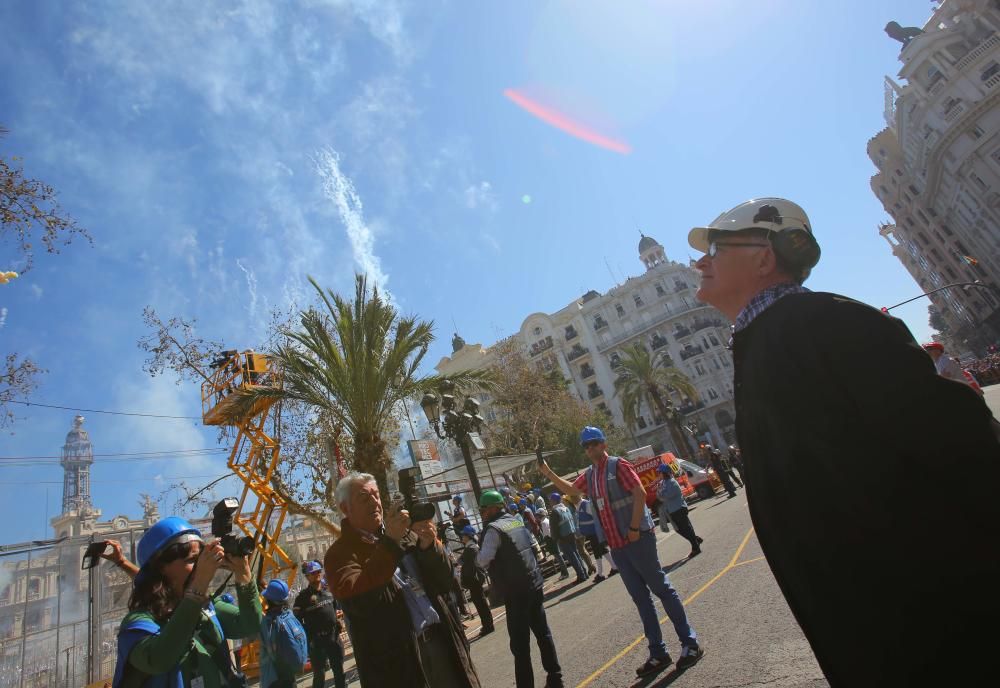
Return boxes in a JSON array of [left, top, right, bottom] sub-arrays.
[[455, 492, 826, 688]]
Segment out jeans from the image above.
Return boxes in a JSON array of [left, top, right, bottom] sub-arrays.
[[557, 537, 587, 580], [505, 588, 562, 688], [611, 531, 697, 659], [309, 634, 346, 688]]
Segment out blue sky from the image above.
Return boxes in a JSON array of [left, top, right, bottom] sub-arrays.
[[1, 0, 935, 543]]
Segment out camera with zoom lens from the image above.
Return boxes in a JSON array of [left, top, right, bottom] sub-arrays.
[[397, 467, 437, 522], [212, 498, 256, 557]]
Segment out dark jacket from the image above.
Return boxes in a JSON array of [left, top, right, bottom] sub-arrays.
[[733, 291, 1000, 687], [324, 519, 481, 688], [458, 542, 487, 589], [292, 585, 341, 644]]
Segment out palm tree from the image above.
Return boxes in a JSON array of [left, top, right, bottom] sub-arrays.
[[230, 274, 489, 495], [613, 342, 698, 458]]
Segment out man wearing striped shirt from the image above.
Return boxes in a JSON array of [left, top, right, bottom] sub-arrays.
[[539, 427, 704, 678]]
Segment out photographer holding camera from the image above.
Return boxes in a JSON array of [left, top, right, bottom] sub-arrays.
[[112, 512, 262, 688], [324, 471, 481, 688]]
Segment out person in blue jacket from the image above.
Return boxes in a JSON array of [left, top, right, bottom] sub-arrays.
[[656, 465, 703, 558], [112, 516, 262, 688]]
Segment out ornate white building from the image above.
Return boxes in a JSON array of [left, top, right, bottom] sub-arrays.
[[869, 0, 1000, 350], [437, 235, 737, 456]]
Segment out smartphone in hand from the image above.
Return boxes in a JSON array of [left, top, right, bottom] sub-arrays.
[[81, 541, 110, 570]]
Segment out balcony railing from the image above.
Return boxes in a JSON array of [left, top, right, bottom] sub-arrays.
[[673, 327, 692, 340], [530, 336, 554, 357], [954, 33, 1000, 73], [567, 346, 589, 361], [650, 337, 668, 350], [580, 366, 595, 379], [691, 318, 724, 333], [597, 303, 713, 352], [593, 319, 609, 331], [565, 328, 578, 341], [944, 101, 967, 123], [587, 386, 604, 400], [679, 345, 705, 361], [985, 72, 1000, 91]]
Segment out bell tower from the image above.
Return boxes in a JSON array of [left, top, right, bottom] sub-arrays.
[[60, 415, 94, 514]]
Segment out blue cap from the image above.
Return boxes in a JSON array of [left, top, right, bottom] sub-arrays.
[[460, 525, 476, 537], [452, 494, 462, 502], [507, 503, 518, 513], [219, 593, 236, 604], [137, 517, 203, 570], [657, 463, 674, 474], [549, 492, 562, 503], [302, 560, 323, 575], [580, 426, 606, 445], [518, 498, 527, 507], [263, 579, 290, 602]]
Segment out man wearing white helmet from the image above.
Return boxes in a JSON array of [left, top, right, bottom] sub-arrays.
[[689, 198, 1000, 687]]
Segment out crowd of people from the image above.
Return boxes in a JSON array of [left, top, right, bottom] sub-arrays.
[[105, 196, 1000, 688], [965, 350, 1000, 386]]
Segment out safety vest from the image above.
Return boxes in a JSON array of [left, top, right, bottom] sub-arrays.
[[586, 456, 653, 547], [484, 513, 543, 600]]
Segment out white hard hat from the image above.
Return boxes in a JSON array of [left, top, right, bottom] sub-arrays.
[[687, 198, 813, 253]]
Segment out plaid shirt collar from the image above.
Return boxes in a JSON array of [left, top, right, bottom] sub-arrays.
[[733, 282, 810, 333]]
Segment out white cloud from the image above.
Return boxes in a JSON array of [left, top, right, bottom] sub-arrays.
[[464, 181, 498, 211], [30, 284, 43, 300], [236, 259, 259, 318], [0, 307, 7, 329], [315, 147, 391, 295]]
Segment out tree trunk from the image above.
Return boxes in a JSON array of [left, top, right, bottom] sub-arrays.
[[354, 432, 391, 498]]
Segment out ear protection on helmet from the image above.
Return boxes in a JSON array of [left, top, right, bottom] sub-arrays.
[[770, 227, 821, 274]]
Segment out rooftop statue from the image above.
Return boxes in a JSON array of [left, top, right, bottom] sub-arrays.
[[885, 21, 924, 46]]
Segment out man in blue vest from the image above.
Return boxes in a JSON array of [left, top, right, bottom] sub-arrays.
[[539, 428, 704, 678], [476, 489, 563, 688]]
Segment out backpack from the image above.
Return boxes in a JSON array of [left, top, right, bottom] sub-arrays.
[[263, 608, 309, 671]]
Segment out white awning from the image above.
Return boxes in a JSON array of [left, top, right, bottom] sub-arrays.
[[414, 450, 562, 491]]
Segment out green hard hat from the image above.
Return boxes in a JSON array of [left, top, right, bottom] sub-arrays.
[[479, 489, 505, 508]]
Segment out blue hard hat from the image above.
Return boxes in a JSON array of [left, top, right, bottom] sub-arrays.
[[219, 593, 236, 604], [452, 494, 462, 502], [657, 463, 674, 474], [498, 486, 510, 494], [549, 492, 562, 503], [460, 525, 476, 538], [263, 579, 290, 602], [532, 488, 541, 495], [518, 498, 527, 507], [302, 560, 323, 575], [137, 516, 203, 570], [507, 503, 518, 513], [580, 426, 606, 445]]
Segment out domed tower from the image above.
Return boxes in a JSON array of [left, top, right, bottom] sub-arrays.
[[60, 415, 94, 515], [638, 232, 666, 270]]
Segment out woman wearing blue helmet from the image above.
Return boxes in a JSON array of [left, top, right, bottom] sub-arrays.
[[112, 515, 263, 688]]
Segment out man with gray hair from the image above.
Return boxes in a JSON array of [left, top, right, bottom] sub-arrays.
[[688, 197, 1000, 686], [324, 472, 480, 688]]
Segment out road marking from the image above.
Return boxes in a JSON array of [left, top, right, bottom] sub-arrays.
[[732, 555, 766, 568], [575, 527, 756, 688]]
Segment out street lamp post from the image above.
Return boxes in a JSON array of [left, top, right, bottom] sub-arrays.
[[419, 379, 486, 504]]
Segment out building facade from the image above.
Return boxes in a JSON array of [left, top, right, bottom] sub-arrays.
[[437, 235, 737, 456], [869, 0, 1000, 350]]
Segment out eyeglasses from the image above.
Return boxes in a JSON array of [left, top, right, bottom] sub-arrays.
[[707, 240, 770, 258], [581, 440, 602, 449]]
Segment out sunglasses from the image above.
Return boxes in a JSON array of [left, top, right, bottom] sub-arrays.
[[707, 240, 770, 258]]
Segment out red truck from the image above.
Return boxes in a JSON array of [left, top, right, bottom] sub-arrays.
[[625, 446, 692, 507]]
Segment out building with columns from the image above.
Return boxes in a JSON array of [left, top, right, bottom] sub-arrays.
[[869, 0, 1000, 351], [437, 234, 737, 456]]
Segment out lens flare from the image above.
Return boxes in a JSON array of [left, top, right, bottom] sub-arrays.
[[503, 88, 631, 155]]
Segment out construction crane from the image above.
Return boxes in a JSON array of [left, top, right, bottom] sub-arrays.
[[201, 349, 295, 675]]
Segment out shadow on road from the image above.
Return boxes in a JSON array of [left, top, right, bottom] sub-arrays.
[[661, 557, 689, 574], [630, 664, 698, 687], [704, 494, 741, 510]]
